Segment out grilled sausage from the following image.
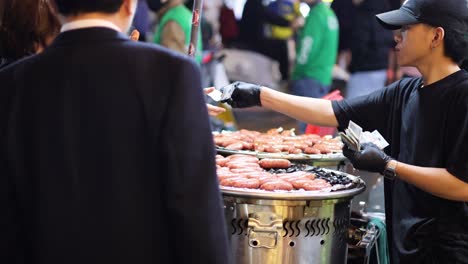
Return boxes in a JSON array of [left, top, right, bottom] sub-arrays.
[[277, 171, 308, 178], [225, 142, 244, 150], [219, 138, 240, 147], [302, 179, 332, 191], [304, 147, 321, 154], [230, 168, 264, 174], [244, 172, 274, 179], [227, 162, 262, 170], [219, 177, 247, 187], [228, 154, 254, 159], [263, 146, 282, 153], [216, 158, 230, 167], [288, 147, 303, 154], [258, 175, 280, 185], [290, 179, 315, 189], [231, 178, 260, 189], [279, 175, 314, 183], [218, 173, 240, 181], [313, 144, 332, 154], [260, 180, 294, 191], [227, 157, 259, 164], [255, 145, 266, 152], [259, 158, 291, 169], [242, 142, 254, 150]]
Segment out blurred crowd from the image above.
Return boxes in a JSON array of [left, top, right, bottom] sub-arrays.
[[4, 0, 465, 134], [128, 0, 468, 131], [105, 0, 395, 91], [1, 0, 467, 136], [1, 0, 467, 115]]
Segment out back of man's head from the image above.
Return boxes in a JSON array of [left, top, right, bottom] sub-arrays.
[[54, 0, 124, 15]]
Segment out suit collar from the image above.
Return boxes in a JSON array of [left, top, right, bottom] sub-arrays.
[[49, 27, 129, 48], [61, 19, 121, 33]]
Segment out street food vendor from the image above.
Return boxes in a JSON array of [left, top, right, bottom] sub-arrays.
[[220, 0, 468, 263]]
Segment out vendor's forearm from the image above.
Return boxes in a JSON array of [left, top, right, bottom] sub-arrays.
[[395, 162, 468, 202], [260, 87, 339, 127]]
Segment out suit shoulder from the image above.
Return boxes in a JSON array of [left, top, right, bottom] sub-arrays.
[[120, 41, 198, 66], [0, 54, 36, 75]]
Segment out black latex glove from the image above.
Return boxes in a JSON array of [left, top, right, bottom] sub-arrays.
[[220, 81, 262, 108], [343, 142, 392, 174]]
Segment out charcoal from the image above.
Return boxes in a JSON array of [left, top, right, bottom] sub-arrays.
[[268, 165, 353, 186]]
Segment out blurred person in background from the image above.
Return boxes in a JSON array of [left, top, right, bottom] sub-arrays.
[[148, 0, 203, 63], [290, 0, 339, 133], [331, 0, 356, 71], [268, 0, 302, 41], [219, 2, 239, 48], [0, 0, 232, 263], [267, 0, 303, 80], [200, 17, 214, 51], [0, 0, 60, 69], [147, 0, 225, 116], [132, 0, 150, 41], [345, 0, 394, 99], [239, 0, 299, 81]]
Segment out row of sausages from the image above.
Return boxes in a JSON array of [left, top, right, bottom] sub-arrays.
[[216, 154, 332, 191], [214, 129, 343, 154]]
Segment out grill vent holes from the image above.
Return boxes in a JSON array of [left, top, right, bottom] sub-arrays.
[[231, 217, 339, 238], [282, 220, 302, 237], [231, 218, 248, 235], [333, 218, 348, 235]]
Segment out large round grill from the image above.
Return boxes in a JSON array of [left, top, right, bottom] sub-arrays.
[[221, 171, 365, 264]]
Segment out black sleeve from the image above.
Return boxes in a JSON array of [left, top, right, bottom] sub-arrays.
[[445, 82, 468, 181], [146, 0, 161, 12], [332, 81, 400, 134], [0, 67, 14, 143], [160, 58, 232, 264], [462, 60, 468, 72], [0, 67, 18, 263]]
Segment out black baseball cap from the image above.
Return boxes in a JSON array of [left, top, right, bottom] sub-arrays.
[[376, 0, 468, 30]]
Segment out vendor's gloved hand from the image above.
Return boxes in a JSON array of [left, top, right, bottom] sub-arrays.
[[343, 142, 392, 174], [220, 81, 262, 108]]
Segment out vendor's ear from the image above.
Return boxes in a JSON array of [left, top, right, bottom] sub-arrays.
[[431, 27, 445, 49]]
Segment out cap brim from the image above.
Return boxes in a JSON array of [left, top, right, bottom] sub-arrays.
[[376, 9, 419, 30]]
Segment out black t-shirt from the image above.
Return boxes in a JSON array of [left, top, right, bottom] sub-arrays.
[[462, 60, 468, 71], [332, 70, 468, 263]]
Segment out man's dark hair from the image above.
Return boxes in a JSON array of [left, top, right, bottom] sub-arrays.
[[439, 21, 468, 64], [53, 0, 124, 15]]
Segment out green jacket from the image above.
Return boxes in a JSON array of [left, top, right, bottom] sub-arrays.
[[292, 3, 339, 85], [154, 5, 202, 63]]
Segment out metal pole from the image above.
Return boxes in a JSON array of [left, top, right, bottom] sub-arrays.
[[188, 0, 203, 58]]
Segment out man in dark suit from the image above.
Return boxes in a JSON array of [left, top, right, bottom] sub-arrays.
[[0, 0, 232, 263]]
